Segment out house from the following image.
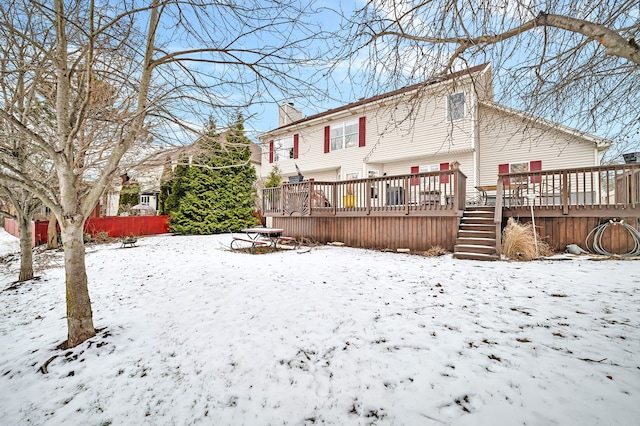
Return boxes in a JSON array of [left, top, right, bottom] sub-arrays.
[[258, 63, 609, 202]]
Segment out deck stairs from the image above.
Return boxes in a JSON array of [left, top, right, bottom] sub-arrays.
[[453, 206, 499, 261]]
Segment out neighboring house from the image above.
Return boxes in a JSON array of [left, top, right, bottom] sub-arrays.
[[102, 134, 263, 217], [259, 63, 609, 201]]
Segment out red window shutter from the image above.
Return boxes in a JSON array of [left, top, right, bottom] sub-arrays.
[[439, 162, 450, 184], [498, 163, 510, 185], [293, 134, 299, 159], [269, 140, 274, 163], [359, 116, 366, 147], [324, 126, 330, 153], [410, 165, 419, 186], [530, 160, 542, 183]]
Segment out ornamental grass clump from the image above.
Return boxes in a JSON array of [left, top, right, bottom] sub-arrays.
[[425, 245, 449, 257], [502, 218, 553, 261]]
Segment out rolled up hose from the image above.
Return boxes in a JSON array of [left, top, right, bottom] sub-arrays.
[[585, 219, 640, 258]]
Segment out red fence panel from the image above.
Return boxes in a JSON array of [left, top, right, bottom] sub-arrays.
[[3, 217, 37, 247], [34, 221, 49, 245], [3, 217, 19, 238], [32, 215, 170, 245], [83, 215, 170, 238]]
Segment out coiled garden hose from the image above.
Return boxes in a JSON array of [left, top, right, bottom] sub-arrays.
[[585, 219, 640, 258]]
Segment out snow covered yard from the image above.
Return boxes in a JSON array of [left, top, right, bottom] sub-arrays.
[[0, 229, 639, 425]]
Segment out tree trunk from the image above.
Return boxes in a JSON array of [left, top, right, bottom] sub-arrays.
[[47, 212, 59, 249], [61, 218, 96, 347], [17, 214, 34, 282]]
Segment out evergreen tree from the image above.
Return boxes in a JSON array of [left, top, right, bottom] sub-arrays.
[[263, 165, 283, 213], [157, 157, 173, 215], [118, 180, 140, 215], [170, 116, 258, 234], [264, 165, 282, 188], [164, 159, 189, 216]]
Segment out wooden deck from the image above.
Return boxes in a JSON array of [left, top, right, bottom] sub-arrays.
[[263, 165, 640, 254], [263, 170, 467, 218]]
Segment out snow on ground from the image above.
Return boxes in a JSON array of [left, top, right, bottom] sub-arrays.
[[0, 227, 639, 425], [0, 226, 19, 258]]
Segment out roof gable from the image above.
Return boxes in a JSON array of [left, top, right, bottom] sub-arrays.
[[262, 63, 491, 137], [479, 100, 610, 151]]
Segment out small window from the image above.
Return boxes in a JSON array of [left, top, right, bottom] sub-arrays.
[[274, 136, 294, 161], [447, 92, 465, 121], [510, 162, 529, 174], [330, 120, 359, 151], [510, 162, 529, 183], [140, 195, 150, 204], [419, 164, 441, 186], [345, 172, 359, 180]]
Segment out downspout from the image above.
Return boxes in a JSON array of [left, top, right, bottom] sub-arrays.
[[472, 93, 480, 195]]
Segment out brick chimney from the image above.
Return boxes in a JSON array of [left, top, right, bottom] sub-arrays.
[[278, 102, 302, 127]]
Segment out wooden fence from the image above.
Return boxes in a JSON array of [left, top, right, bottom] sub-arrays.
[[2, 215, 171, 247]]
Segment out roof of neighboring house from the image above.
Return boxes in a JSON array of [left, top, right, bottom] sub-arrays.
[[261, 63, 491, 138], [479, 100, 611, 151]]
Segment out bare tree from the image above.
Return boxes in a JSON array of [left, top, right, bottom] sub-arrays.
[[339, 1, 640, 160], [0, 0, 330, 347], [0, 19, 56, 282], [0, 186, 41, 281]]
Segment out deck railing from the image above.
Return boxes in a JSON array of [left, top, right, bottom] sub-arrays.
[[263, 170, 467, 217], [497, 163, 640, 212]]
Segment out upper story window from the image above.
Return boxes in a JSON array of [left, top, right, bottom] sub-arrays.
[[447, 92, 465, 121], [274, 136, 294, 161], [331, 120, 359, 151]]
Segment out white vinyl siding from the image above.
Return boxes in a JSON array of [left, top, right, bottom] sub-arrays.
[[477, 105, 599, 187], [364, 89, 474, 164]]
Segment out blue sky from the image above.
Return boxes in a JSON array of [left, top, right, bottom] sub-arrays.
[[145, 0, 637, 157]]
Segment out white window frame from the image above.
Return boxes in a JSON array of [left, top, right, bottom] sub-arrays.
[[345, 172, 359, 180], [419, 164, 441, 186], [330, 120, 359, 151], [510, 162, 529, 183], [140, 195, 150, 205], [274, 136, 294, 162], [447, 92, 465, 121]]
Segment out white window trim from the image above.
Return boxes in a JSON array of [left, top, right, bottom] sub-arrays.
[[509, 162, 529, 183], [447, 92, 465, 121], [420, 164, 441, 185], [330, 120, 359, 151], [274, 136, 294, 162], [345, 172, 359, 180]]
